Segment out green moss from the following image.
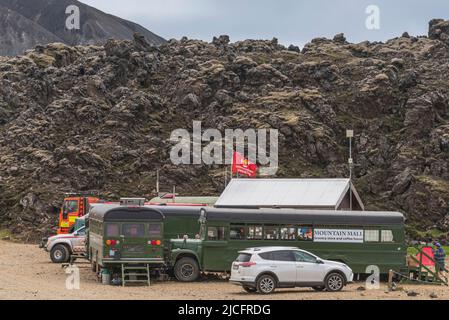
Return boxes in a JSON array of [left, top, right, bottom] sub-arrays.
[[407, 246, 449, 256], [416, 176, 449, 193], [0, 229, 12, 240], [28, 53, 56, 68], [406, 224, 449, 242]]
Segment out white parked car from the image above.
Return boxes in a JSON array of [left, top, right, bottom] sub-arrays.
[[40, 226, 87, 263], [230, 247, 354, 294]]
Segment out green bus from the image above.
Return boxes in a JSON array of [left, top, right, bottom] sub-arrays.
[[88, 204, 202, 272], [168, 208, 406, 282]]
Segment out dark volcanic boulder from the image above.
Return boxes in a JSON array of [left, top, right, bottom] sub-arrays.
[[429, 19, 449, 43]]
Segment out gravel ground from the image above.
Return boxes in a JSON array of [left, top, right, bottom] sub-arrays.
[[0, 240, 448, 300]]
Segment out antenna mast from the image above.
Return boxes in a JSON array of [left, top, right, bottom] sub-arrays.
[[346, 130, 354, 211], [156, 169, 160, 196]]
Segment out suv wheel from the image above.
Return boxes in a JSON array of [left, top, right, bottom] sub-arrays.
[[242, 286, 257, 293], [50, 244, 70, 263], [325, 273, 345, 292], [256, 274, 276, 294], [174, 257, 200, 282]]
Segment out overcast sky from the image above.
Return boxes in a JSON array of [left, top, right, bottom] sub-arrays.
[[81, 0, 449, 46]]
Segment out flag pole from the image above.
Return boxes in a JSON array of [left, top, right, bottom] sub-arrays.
[[156, 169, 160, 196]]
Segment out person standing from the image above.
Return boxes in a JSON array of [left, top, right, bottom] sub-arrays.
[[433, 243, 447, 281]]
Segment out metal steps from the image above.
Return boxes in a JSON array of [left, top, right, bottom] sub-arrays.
[[121, 263, 150, 287]]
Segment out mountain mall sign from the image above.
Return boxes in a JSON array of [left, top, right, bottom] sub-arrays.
[[314, 229, 364, 243]]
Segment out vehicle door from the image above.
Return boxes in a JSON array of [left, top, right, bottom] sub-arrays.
[[261, 250, 297, 284], [72, 227, 87, 254], [201, 225, 229, 271], [294, 251, 327, 283], [119, 222, 164, 259], [120, 223, 148, 259]]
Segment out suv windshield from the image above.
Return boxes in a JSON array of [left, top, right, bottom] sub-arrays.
[[75, 227, 86, 236]]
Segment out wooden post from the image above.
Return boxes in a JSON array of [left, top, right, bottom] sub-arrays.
[[388, 269, 394, 289]]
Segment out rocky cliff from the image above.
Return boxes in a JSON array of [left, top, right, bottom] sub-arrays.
[[0, 0, 165, 56], [1, 21, 449, 242]]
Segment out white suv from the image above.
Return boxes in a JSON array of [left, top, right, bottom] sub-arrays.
[[230, 247, 354, 294]]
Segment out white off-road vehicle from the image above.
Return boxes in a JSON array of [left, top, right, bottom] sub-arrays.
[[230, 247, 354, 294], [40, 217, 87, 263]]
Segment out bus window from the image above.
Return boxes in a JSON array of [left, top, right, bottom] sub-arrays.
[[230, 226, 246, 240], [106, 224, 119, 237], [264, 226, 279, 240], [123, 224, 145, 237], [381, 230, 394, 242], [149, 224, 162, 237], [365, 230, 379, 242], [208, 227, 226, 241], [280, 226, 296, 240], [248, 226, 263, 240], [298, 227, 313, 241]]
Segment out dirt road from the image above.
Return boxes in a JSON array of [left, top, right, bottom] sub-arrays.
[[0, 240, 448, 300]]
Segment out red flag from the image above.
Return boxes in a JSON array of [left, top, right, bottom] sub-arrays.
[[232, 152, 258, 177]]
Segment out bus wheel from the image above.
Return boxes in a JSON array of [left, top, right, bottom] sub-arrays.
[[174, 257, 200, 282], [50, 245, 69, 263]]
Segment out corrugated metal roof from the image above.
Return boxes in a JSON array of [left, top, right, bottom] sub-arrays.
[[215, 178, 363, 209]]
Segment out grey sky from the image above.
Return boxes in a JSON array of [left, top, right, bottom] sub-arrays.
[[80, 0, 449, 46]]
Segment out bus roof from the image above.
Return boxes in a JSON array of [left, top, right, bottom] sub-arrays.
[[203, 208, 405, 226], [89, 204, 203, 222], [89, 204, 405, 226]]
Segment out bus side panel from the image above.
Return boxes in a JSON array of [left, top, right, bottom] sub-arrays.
[[201, 224, 406, 274], [88, 220, 104, 267], [164, 217, 200, 241]]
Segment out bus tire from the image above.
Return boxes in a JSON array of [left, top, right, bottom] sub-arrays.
[[50, 244, 70, 263], [174, 257, 200, 282], [324, 272, 345, 292]]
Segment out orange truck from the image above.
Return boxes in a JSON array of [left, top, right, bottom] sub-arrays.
[[57, 194, 100, 234]]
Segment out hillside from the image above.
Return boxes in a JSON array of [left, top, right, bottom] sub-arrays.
[[0, 0, 165, 56], [1, 20, 449, 241]]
